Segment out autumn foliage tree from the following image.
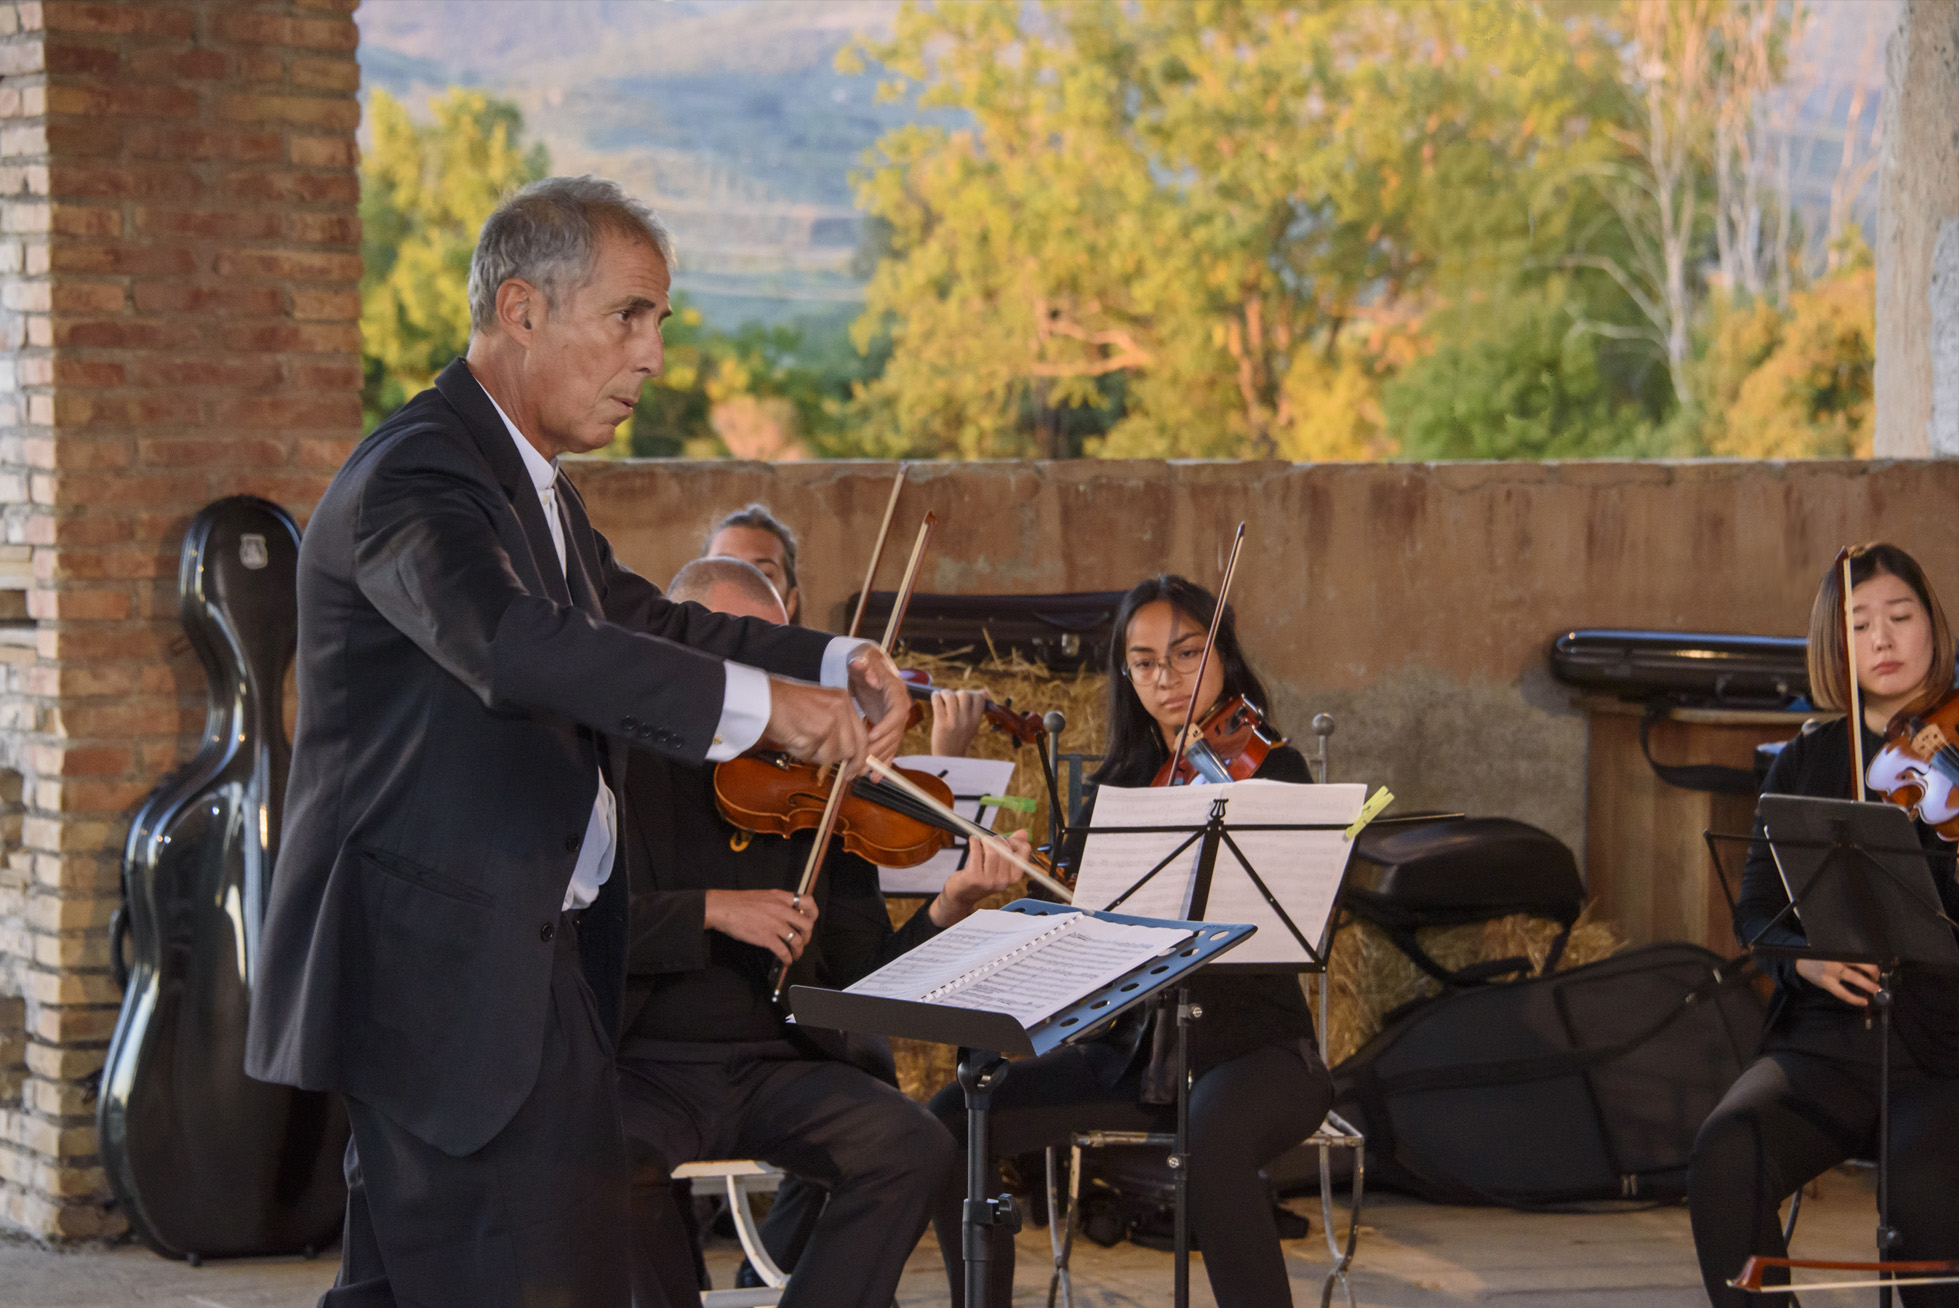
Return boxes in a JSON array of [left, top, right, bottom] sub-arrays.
[[359, 88, 549, 427]]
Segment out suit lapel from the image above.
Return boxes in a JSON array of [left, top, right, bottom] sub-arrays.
[[433, 359, 572, 608], [553, 473, 603, 620]]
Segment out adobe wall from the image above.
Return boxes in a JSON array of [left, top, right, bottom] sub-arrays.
[[569, 456, 1959, 861]]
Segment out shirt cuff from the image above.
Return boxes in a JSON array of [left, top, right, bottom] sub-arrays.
[[707, 661, 771, 761], [821, 636, 872, 688]]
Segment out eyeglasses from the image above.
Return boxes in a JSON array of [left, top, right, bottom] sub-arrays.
[[1123, 646, 1208, 683]]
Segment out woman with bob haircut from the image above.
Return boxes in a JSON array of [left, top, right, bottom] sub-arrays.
[[927, 574, 1334, 1308], [1688, 543, 1959, 1307]]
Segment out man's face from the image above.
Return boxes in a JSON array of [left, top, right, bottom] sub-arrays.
[[706, 525, 799, 620], [519, 232, 671, 457]]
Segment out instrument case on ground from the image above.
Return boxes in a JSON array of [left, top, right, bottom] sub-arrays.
[[1329, 943, 1763, 1206], [1548, 629, 1810, 707], [1343, 816, 1587, 986], [845, 590, 1127, 670]]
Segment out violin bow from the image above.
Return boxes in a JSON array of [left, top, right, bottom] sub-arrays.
[[864, 754, 1074, 902], [846, 464, 907, 640], [1165, 521, 1249, 779], [773, 511, 934, 1001], [1839, 546, 1868, 801], [1730, 1254, 1959, 1294]]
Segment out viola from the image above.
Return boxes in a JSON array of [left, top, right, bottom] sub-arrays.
[[1153, 693, 1287, 786], [1866, 689, 1959, 841], [714, 752, 962, 867], [900, 669, 1046, 748], [100, 498, 347, 1260]]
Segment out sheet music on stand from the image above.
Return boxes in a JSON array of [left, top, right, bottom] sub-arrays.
[[877, 754, 1017, 895], [1072, 780, 1371, 967]]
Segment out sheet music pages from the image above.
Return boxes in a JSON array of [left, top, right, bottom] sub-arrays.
[[1074, 780, 1368, 966], [877, 755, 1017, 895], [841, 908, 1193, 1029], [843, 909, 1056, 1004], [932, 915, 1193, 1028]]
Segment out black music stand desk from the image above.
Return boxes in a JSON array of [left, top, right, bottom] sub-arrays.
[[1731, 797, 1959, 1305], [790, 899, 1254, 1308]]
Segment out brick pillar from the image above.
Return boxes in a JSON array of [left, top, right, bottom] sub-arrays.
[[0, 0, 360, 1240]]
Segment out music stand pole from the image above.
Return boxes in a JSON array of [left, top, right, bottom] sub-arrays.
[[1878, 968, 1897, 1307], [958, 1051, 1017, 1308], [1170, 797, 1229, 1308]]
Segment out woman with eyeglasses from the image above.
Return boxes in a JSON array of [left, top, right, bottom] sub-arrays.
[[926, 575, 1333, 1308]]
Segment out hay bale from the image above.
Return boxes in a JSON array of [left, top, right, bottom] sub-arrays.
[[1308, 904, 1627, 1067], [894, 646, 1110, 854]]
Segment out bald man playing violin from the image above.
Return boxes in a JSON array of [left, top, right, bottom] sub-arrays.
[[617, 555, 1027, 1308]]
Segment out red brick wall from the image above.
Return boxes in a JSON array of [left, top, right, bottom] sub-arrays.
[[0, 0, 360, 1240]]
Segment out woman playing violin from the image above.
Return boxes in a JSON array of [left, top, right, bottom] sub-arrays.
[[928, 574, 1334, 1308], [1689, 543, 1959, 1308]]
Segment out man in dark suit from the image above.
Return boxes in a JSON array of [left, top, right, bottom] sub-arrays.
[[244, 177, 911, 1308], [618, 556, 1024, 1308]]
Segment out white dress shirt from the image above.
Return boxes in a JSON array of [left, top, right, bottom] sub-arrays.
[[482, 392, 867, 910]]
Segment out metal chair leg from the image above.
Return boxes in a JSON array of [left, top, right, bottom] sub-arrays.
[[1316, 1118, 1364, 1308], [723, 1174, 789, 1290]]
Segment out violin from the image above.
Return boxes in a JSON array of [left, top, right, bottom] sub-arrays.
[[1154, 693, 1287, 787], [900, 669, 1046, 748], [1866, 689, 1959, 841], [713, 752, 961, 868]]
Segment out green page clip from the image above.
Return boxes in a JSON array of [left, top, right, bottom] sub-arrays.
[[979, 794, 1038, 814]]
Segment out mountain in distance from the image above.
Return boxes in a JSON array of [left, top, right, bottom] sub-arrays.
[[356, 0, 1895, 335], [356, 0, 916, 330]]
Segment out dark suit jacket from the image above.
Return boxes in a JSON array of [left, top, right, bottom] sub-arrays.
[[245, 358, 837, 1156], [619, 752, 941, 1068]]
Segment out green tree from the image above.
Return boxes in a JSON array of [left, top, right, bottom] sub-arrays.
[[360, 88, 549, 428], [842, 0, 1664, 460]]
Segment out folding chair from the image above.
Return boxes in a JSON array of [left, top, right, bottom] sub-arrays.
[[671, 1159, 788, 1308]]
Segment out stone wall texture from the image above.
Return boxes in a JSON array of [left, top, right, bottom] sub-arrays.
[[1876, 0, 1959, 457], [0, 0, 360, 1241]]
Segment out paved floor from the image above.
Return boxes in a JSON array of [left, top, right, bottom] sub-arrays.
[[0, 1166, 1889, 1307]]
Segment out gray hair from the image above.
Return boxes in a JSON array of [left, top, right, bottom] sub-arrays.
[[669, 556, 785, 616], [468, 175, 676, 333]]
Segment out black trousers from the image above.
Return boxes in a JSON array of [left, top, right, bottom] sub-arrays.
[[929, 1039, 1331, 1308], [617, 1039, 954, 1308], [1689, 1047, 1959, 1308], [320, 913, 631, 1308]]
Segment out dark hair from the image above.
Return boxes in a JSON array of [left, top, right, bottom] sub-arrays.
[[704, 503, 799, 597], [1806, 542, 1955, 718], [1091, 574, 1276, 787]]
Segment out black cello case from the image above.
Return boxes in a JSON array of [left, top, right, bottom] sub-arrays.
[[100, 497, 347, 1260]]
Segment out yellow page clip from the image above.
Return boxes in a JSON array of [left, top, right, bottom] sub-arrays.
[[1343, 787, 1394, 842]]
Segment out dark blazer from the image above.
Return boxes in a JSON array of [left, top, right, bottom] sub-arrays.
[[245, 359, 837, 1156], [619, 752, 941, 1062]]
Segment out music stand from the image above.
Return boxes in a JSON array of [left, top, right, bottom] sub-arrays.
[[788, 899, 1254, 1308], [1709, 797, 1959, 1305], [1072, 792, 1362, 1307]]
